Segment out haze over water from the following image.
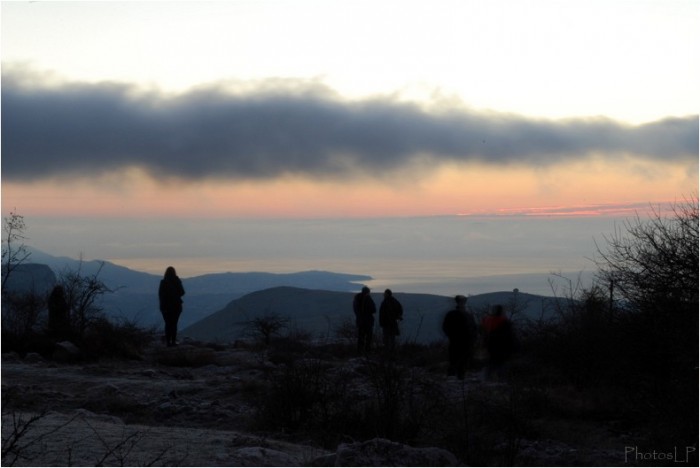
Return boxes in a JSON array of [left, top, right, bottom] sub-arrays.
[[28, 214, 612, 296]]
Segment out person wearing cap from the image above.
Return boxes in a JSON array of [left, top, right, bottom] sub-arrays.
[[379, 289, 403, 353], [442, 295, 477, 380], [353, 286, 376, 353]]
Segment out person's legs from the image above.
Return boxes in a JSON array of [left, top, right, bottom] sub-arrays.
[[163, 311, 179, 346], [161, 312, 170, 345], [456, 353, 467, 380], [171, 310, 182, 345], [447, 341, 457, 376], [165, 320, 172, 346], [358, 326, 373, 352]]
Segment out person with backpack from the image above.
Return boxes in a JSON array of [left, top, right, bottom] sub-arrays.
[[159, 266, 185, 347], [379, 289, 403, 353], [353, 286, 376, 353], [442, 295, 477, 380]]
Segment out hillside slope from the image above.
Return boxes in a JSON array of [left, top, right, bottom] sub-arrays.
[[181, 287, 558, 344], [12, 248, 372, 327]]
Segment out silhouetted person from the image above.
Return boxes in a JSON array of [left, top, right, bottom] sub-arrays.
[[442, 295, 477, 380], [481, 304, 516, 379], [47, 285, 70, 340], [159, 266, 185, 347], [379, 289, 403, 353], [353, 286, 376, 353]]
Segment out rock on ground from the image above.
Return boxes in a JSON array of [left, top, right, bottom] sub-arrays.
[[326, 437, 458, 467], [1, 409, 329, 467]]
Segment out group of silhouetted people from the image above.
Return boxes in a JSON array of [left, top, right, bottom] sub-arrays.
[[353, 285, 517, 379], [352, 286, 404, 354], [443, 295, 517, 380], [155, 267, 516, 378]]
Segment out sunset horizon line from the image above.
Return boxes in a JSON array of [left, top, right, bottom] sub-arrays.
[[456, 199, 688, 218], [9, 197, 685, 221]]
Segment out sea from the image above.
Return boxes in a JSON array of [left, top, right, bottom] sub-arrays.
[[27, 214, 621, 296]]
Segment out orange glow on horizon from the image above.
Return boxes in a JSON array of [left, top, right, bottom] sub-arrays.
[[2, 159, 696, 219]]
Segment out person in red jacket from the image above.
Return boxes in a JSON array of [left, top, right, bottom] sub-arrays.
[[481, 304, 516, 379]]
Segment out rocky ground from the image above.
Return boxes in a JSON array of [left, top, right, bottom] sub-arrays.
[[2, 337, 635, 466]]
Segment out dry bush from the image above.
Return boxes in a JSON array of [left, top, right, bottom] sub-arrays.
[[517, 277, 698, 450], [397, 341, 446, 371], [1, 410, 184, 467], [253, 358, 351, 441], [80, 317, 156, 361], [1, 291, 45, 339], [245, 313, 290, 346], [333, 317, 356, 344], [1, 291, 51, 356], [251, 340, 454, 450]]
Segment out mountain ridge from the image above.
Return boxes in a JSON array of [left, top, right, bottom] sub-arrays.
[[9, 247, 563, 333], [8, 247, 374, 327], [181, 285, 558, 344]]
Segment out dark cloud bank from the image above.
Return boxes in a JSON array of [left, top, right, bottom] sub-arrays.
[[2, 70, 697, 182]]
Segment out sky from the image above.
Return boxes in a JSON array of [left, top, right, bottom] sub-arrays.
[[1, 0, 698, 293]]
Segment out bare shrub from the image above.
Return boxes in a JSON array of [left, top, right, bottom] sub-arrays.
[[515, 197, 699, 448], [245, 313, 290, 345], [363, 357, 406, 439], [1, 409, 185, 467], [81, 316, 156, 361], [363, 356, 449, 442], [59, 260, 113, 339], [84, 419, 182, 467], [1, 210, 31, 295], [254, 358, 344, 436], [1, 410, 77, 466], [1, 291, 47, 353], [592, 197, 698, 443], [595, 195, 698, 315], [333, 317, 356, 344]]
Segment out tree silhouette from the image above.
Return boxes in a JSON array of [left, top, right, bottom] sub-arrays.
[[594, 194, 698, 315], [247, 313, 289, 345], [1, 210, 31, 295]]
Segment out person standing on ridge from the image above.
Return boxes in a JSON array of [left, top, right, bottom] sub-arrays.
[[442, 295, 477, 380], [353, 286, 376, 353], [379, 289, 403, 353], [159, 266, 185, 347]]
